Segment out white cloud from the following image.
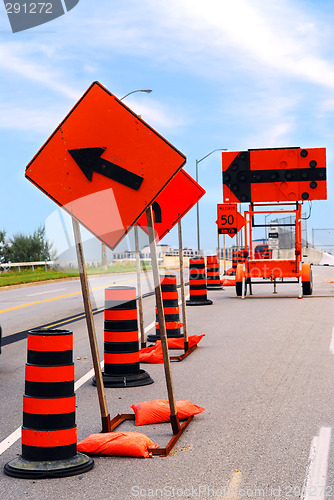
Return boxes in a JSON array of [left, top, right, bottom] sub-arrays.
[[0, 42, 80, 100], [141, 0, 334, 88], [0, 103, 66, 133], [124, 98, 187, 131]]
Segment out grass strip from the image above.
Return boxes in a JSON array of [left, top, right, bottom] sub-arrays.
[[0, 264, 154, 287]]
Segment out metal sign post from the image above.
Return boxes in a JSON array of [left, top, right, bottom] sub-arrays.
[[72, 218, 110, 432]]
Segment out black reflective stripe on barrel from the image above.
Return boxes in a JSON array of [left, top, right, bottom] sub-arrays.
[[105, 299, 137, 310], [104, 363, 140, 375], [25, 381, 75, 398], [22, 443, 77, 461], [27, 350, 73, 365], [104, 319, 138, 331], [23, 412, 76, 430], [104, 341, 139, 353]]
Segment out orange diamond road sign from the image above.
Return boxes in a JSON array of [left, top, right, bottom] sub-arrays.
[[216, 203, 245, 238], [222, 147, 327, 203], [25, 81, 186, 249], [136, 169, 205, 242]]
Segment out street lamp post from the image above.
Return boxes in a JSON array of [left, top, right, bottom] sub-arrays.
[[120, 89, 152, 101], [196, 148, 227, 254]]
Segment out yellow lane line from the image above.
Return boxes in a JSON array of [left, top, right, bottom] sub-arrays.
[[0, 277, 137, 314], [46, 307, 105, 329]]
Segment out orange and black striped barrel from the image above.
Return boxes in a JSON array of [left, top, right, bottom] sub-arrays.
[[23, 329, 76, 461], [186, 258, 213, 306], [238, 249, 246, 264], [231, 250, 239, 274], [147, 275, 184, 343], [4, 329, 93, 478], [100, 286, 153, 387], [206, 256, 222, 290]]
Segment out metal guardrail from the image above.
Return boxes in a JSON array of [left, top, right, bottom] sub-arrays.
[[1, 261, 55, 272], [1, 258, 164, 273]]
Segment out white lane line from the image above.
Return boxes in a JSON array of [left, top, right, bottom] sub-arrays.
[[27, 288, 66, 297], [329, 326, 334, 354], [0, 427, 21, 456], [0, 294, 189, 455], [302, 427, 332, 500]]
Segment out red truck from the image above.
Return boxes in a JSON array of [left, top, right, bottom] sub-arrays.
[[254, 244, 272, 259]]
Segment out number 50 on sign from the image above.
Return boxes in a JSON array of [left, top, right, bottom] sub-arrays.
[[216, 203, 245, 236]]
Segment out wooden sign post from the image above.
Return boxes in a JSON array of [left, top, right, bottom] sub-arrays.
[[134, 225, 146, 348], [146, 206, 180, 434], [178, 220, 189, 352], [72, 218, 110, 432]]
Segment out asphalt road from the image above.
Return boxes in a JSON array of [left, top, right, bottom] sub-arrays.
[[0, 270, 158, 337], [0, 265, 334, 500]]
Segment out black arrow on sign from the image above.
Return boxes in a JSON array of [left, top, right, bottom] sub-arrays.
[[68, 147, 144, 191], [223, 151, 326, 202]]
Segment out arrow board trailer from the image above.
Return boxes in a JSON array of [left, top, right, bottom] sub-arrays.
[[235, 202, 313, 298], [222, 147, 326, 203], [25, 81, 186, 250]]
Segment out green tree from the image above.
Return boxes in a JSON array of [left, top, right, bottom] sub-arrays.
[[5, 226, 54, 263], [0, 229, 9, 263]]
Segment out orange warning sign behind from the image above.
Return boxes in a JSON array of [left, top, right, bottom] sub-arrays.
[[25, 82, 186, 249], [222, 147, 327, 203], [136, 169, 205, 242]]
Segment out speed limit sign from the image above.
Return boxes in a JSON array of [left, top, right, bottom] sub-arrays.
[[216, 203, 245, 237]]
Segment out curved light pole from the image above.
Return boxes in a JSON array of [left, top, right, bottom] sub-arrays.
[[120, 89, 152, 101], [196, 148, 227, 253]]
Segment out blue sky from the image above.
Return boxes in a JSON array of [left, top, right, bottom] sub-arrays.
[[1, 0, 333, 255]]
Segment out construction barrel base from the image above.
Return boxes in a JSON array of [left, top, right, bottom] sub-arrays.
[[93, 369, 153, 388], [4, 452, 93, 479], [146, 331, 184, 343], [186, 298, 213, 306]]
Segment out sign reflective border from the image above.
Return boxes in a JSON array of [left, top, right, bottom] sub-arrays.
[[25, 81, 186, 250], [136, 169, 205, 242]]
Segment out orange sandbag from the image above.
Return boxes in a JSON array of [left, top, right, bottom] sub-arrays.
[[130, 399, 205, 426], [165, 334, 205, 349], [222, 279, 235, 286], [77, 431, 159, 458], [139, 335, 205, 362], [139, 343, 164, 363]]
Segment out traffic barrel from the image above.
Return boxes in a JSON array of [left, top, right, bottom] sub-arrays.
[[4, 329, 94, 479], [206, 256, 222, 290], [231, 250, 238, 275], [96, 286, 154, 387], [238, 249, 246, 264], [186, 258, 213, 306], [147, 275, 184, 343]]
